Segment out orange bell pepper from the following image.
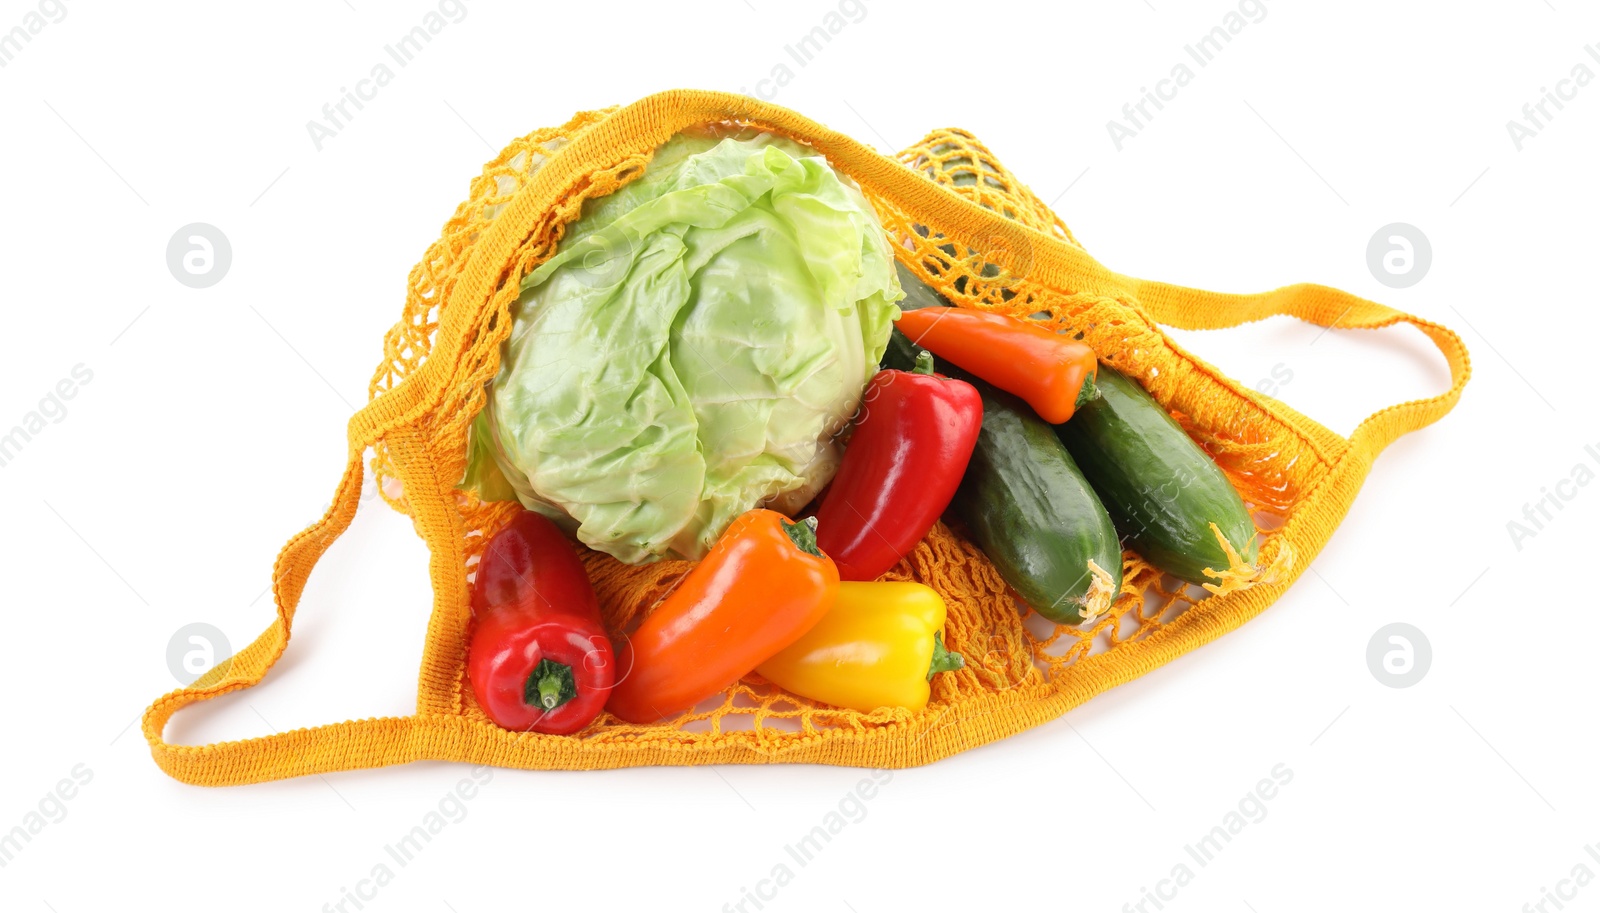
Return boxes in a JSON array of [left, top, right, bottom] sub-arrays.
[[606, 510, 839, 724], [894, 308, 1099, 423]]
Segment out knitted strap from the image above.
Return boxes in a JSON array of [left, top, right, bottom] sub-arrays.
[[1130, 278, 1472, 459], [138, 431, 418, 785], [142, 383, 485, 784]]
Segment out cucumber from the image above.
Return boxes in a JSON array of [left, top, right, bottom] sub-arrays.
[[886, 263, 1121, 625], [952, 384, 1123, 625], [1055, 365, 1259, 587], [895, 260, 953, 313]]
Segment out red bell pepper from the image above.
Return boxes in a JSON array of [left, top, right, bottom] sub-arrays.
[[467, 511, 615, 735], [894, 307, 1099, 424], [815, 351, 983, 581]]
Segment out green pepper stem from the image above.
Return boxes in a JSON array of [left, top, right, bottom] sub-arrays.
[[926, 631, 966, 681], [782, 515, 824, 557], [912, 349, 936, 376], [1075, 373, 1101, 410], [524, 658, 578, 712], [537, 676, 563, 709]]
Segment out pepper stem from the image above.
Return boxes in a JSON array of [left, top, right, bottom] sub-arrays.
[[912, 349, 936, 376], [1075, 373, 1101, 409], [926, 631, 966, 681], [524, 658, 578, 712], [782, 515, 824, 557]]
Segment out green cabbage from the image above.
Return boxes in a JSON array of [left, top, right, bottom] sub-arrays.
[[465, 130, 902, 563]]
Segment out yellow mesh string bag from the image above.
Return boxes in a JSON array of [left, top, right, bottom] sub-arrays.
[[141, 91, 1470, 785]]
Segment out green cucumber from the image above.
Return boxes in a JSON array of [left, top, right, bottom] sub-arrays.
[[886, 264, 1121, 625], [1055, 365, 1258, 587], [895, 260, 954, 313], [881, 263, 943, 371], [953, 383, 1122, 624]]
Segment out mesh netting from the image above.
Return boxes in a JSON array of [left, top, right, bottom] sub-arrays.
[[367, 113, 1308, 746]]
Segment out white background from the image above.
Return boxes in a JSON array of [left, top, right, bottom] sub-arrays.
[[1, 1, 1595, 911]]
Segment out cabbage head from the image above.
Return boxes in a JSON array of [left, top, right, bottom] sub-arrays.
[[464, 129, 902, 563]]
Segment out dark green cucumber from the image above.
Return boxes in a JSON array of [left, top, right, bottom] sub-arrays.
[[1055, 366, 1258, 586], [881, 263, 944, 372], [887, 264, 1121, 625], [895, 260, 952, 313], [953, 384, 1122, 624]]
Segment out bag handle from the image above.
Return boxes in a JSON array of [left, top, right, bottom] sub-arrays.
[[141, 414, 466, 784], [1128, 278, 1472, 461], [139, 432, 406, 783]]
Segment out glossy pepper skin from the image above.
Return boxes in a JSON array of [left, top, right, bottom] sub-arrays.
[[756, 581, 964, 713], [815, 351, 982, 582], [607, 510, 839, 724], [894, 307, 1099, 424], [467, 511, 615, 735]]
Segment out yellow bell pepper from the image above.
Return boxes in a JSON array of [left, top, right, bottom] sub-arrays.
[[756, 581, 964, 713]]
